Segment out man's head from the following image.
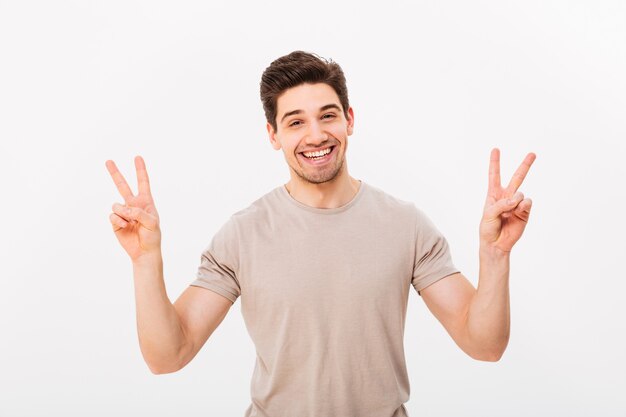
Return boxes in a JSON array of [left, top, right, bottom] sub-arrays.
[[260, 51, 354, 186], [260, 51, 350, 133]]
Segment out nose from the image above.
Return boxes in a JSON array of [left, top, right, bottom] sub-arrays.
[[304, 119, 329, 146]]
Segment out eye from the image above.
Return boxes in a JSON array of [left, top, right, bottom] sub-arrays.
[[289, 120, 302, 127], [322, 113, 336, 120]]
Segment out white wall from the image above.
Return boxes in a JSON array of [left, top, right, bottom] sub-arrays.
[[1, 1, 624, 416]]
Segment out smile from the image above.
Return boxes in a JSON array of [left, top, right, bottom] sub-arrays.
[[302, 146, 332, 159], [299, 146, 336, 164]]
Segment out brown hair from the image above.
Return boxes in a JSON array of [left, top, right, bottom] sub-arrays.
[[260, 51, 350, 131]]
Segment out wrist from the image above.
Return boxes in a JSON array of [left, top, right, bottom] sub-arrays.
[[479, 244, 510, 263], [132, 250, 163, 269]]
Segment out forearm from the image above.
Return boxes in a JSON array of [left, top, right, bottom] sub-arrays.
[[465, 247, 511, 361], [132, 252, 187, 374]]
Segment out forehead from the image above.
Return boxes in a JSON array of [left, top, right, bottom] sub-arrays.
[[276, 83, 341, 116]]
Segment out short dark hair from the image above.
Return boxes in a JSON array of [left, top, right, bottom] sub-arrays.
[[260, 51, 350, 131]]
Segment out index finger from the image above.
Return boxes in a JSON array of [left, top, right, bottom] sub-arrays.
[[488, 148, 501, 194], [134, 156, 152, 196], [105, 159, 134, 202], [505, 152, 536, 195]]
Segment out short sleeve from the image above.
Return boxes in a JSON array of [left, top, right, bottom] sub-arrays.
[[411, 206, 460, 296], [190, 217, 241, 304]]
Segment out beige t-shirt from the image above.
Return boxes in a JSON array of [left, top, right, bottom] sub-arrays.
[[191, 181, 459, 417]]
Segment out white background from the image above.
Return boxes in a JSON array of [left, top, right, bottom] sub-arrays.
[[1, 0, 625, 416]]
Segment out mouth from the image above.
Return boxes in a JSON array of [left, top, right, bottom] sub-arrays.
[[298, 145, 336, 165]]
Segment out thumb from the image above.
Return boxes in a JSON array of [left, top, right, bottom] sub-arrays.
[[484, 192, 524, 220], [513, 198, 533, 222], [111, 203, 159, 231]]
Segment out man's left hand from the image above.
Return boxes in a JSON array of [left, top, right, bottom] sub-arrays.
[[480, 148, 536, 254]]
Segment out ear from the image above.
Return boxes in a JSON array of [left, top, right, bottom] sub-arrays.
[[346, 107, 355, 136], [267, 122, 282, 150]]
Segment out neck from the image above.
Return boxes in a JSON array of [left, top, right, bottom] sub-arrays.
[[285, 169, 361, 209]]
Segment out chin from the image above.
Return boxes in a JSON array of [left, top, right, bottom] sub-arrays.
[[295, 162, 345, 185]]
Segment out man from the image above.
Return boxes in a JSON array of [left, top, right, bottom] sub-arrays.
[[106, 51, 535, 417]]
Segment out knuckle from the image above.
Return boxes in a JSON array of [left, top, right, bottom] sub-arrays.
[[109, 213, 125, 227], [146, 214, 157, 227]]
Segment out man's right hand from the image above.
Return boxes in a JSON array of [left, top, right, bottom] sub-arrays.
[[106, 156, 161, 262], [105, 156, 232, 375]]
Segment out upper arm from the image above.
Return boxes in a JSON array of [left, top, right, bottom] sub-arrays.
[[420, 272, 476, 352], [172, 285, 234, 368]]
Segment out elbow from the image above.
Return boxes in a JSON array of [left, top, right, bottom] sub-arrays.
[[471, 349, 505, 362], [150, 367, 177, 375], [147, 360, 184, 375], [140, 341, 190, 375], [466, 339, 509, 362], [142, 349, 187, 375]]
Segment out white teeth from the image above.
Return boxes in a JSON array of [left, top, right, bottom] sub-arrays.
[[303, 147, 332, 158]]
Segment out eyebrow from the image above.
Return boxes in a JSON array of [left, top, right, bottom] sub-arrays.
[[280, 103, 342, 123]]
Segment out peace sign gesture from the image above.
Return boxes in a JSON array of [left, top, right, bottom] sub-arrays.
[[106, 156, 161, 262], [479, 148, 536, 254]]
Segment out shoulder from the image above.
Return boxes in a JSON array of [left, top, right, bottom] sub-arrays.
[[361, 182, 419, 218], [202, 187, 283, 254], [361, 182, 442, 232], [219, 186, 283, 235], [231, 186, 281, 218]]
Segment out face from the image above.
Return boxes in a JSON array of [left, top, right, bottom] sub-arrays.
[[267, 83, 354, 185]]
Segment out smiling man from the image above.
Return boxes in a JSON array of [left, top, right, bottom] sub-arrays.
[[268, 81, 358, 207], [106, 51, 535, 417]]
